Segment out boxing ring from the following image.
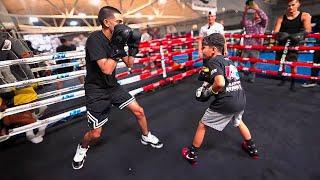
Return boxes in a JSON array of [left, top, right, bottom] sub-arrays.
[[0, 32, 319, 179]]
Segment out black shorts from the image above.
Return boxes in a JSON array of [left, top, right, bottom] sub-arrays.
[[85, 86, 135, 129], [54, 59, 74, 74], [276, 50, 298, 62]]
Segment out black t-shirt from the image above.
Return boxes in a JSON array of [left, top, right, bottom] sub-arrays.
[[206, 55, 246, 113], [56, 44, 76, 65], [84, 31, 119, 92]]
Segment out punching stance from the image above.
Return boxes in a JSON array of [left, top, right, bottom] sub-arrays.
[[182, 33, 259, 165], [72, 6, 163, 170]]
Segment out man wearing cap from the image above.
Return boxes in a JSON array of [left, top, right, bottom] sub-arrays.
[[198, 10, 227, 66]]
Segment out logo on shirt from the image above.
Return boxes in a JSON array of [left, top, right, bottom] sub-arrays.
[[225, 65, 240, 81], [211, 69, 217, 75]]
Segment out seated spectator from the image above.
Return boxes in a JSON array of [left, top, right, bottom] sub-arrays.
[[0, 32, 46, 143], [55, 38, 76, 90]]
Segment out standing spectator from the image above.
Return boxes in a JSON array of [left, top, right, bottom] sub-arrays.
[[242, 1, 268, 83], [302, 20, 320, 87], [55, 38, 76, 90], [140, 26, 154, 72], [273, 0, 312, 91], [152, 27, 161, 39], [140, 27, 152, 42], [198, 10, 227, 66]]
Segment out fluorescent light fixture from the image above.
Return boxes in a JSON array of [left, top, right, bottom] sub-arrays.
[[78, 13, 86, 17], [135, 12, 142, 18], [148, 16, 154, 21], [158, 0, 167, 5], [29, 17, 39, 23], [90, 0, 100, 6], [70, 20, 78, 26]]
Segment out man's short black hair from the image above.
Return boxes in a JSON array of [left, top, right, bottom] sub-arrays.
[[202, 33, 225, 53], [98, 6, 121, 27]]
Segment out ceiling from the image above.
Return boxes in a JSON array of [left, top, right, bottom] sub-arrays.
[[0, 0, 204, 34]]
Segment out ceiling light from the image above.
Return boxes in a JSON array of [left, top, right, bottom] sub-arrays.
[[29, 17, 39, 23], [70, 21, 79, 26], [135, 12, 142, 18], [90, 0, 100, 6], [158, 0, 167, 5], [148, 16, 154, 21], [78, 13, 86, 17]]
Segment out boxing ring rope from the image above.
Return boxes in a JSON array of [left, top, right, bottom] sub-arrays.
[[1, 56, 202, 120], [2, 32, 320, 142], [0, 38, 199, 141]]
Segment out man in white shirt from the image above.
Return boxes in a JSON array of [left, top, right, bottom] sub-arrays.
[[198, 10, 226, 64]]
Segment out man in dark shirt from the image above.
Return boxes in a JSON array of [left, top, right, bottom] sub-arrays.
[[273, 0, 312, 91], [302, 20, 320, 87], [182, 33, 259, 165], [72, 6, 163, 170], [55, 38, 76, 89]]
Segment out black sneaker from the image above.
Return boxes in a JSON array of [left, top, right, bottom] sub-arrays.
[[72, 144, 89, 170], [241, 141, 259, 160], [182, 147, 198, 165]]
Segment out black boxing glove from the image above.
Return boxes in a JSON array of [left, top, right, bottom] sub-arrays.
[[127, 29, 141, 56], [198, 67, 211, 82], [289, 32, 306, 46], [111, 24, 132, 60], [195, 86, 213, 102], [276, 32, 290, 44]]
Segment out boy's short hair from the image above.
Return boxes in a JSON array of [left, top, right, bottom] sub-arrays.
[[202, 33, 225, 52]]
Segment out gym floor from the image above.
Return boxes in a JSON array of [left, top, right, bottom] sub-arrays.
[[0, 76, 319, 180]]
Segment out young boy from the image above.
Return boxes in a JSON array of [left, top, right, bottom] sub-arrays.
[[182, 33, 259, 165]]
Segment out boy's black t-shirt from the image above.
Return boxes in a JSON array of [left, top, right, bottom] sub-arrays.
[[84, 31, 119, 93], [206, 55, 246, 113]]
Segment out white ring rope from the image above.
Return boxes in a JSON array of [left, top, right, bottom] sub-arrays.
[[0, 51, 85, 67], [31, 61, 85, 72], [37, 84, 84, 99], [0, 86, 146, 142], [0, 70, 86, 89], [0, 90, 85, 119]]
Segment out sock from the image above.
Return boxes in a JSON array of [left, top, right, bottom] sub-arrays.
[[245, 139, 254, 146]]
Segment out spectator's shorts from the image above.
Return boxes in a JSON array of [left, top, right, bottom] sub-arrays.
[[276, 50, 298, 62]]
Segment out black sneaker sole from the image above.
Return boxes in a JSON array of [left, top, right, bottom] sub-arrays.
[[141, 139, 163, 148], [72, 159, 85, 170]]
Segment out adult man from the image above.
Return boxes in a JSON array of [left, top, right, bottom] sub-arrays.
[[302, 20, 320, 87], [55, 38, 76, 89], [242, 1, 268, 83], [72, 6, 163, 170], [198, 10, 227, 66], [182, 33, 259, 165], [274, 0, 312, 91]]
